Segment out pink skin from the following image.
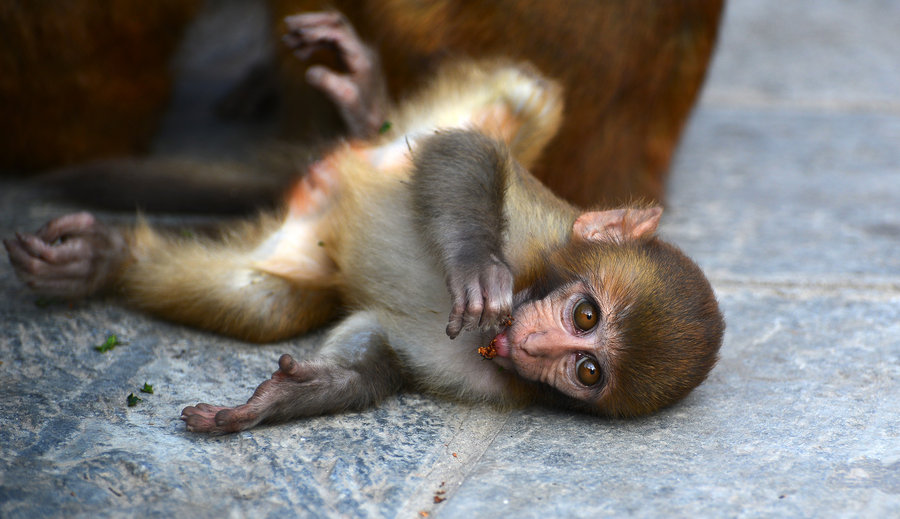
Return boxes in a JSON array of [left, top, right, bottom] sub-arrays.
[[492, 330, 511, 358], [3, 212, 128, 298], [493, 288, 605, 400], [282, 11, 389, 139]]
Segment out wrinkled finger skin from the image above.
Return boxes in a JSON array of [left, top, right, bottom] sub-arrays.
[[282, 11, 388, 139], [446, 255, 514, 339]]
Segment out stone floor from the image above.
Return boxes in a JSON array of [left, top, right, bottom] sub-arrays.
[[2, 1, 898, 517]]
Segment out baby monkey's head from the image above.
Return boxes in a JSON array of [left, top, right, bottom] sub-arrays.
[[496, 207, 724, 417]]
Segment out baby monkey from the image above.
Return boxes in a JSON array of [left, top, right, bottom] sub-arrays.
[[5, 13, 723, 433]]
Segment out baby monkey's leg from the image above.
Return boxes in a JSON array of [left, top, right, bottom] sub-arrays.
[[5, 158, 343, 342], [181, 312, 402, 434]]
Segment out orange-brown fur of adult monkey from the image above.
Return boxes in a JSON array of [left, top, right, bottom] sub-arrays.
[[2, 1, 722, 209], [0, 1, 201, 171], [5, 57, 724, 432], [270, 0, 724, 206]]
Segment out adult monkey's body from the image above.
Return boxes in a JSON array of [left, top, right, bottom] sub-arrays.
[[5, 16, 724, 434], [6, 2, 723, 212]]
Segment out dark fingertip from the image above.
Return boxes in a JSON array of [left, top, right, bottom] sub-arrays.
[[446, 323, 459, 339]]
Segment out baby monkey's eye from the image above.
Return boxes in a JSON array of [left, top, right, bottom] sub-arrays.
[[575, 355, 602, 386], [573, 299, 598, 331]]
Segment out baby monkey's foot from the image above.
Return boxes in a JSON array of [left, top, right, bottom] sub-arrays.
[[3, 212, 129, 298], [181, 354, 315, 435], [283, 11, 388, 138]]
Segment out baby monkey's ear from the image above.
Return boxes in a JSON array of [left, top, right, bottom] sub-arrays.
[[572, 206, 662, 243]]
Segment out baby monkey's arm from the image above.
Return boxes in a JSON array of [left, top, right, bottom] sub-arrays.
[[410, 130, 515, 339]]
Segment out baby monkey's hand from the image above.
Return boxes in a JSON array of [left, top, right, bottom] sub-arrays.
[[445, 253, 513, 339], [4, 212, 129, 298]]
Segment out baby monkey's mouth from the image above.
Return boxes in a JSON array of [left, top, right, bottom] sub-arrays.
[[480, 330, 509, 359]]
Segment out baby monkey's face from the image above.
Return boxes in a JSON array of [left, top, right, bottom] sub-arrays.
[[492, 279, 621, 408], [494, 237, 724, 418]]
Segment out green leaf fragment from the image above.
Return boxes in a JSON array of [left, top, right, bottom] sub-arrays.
[[94, 334, 124, 353], [140, 383, 154, 394], [378, 121, 392, 134], [126, 393, 142, 407]]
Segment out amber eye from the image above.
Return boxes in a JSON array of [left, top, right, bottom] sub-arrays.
[[573, 299, 598, 331], [576, 355, 602, 386]]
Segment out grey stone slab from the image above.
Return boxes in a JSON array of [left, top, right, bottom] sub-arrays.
[[4, 173, 898, 517], [703, 0, 900, 112], [661, 108, 900, 280], [0, 181, 505, 519], [443, 286, 900, 518], [0, 277, 506, 518]]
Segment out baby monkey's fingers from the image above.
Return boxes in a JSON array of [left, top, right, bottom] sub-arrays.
[[478, 260, 514, 328], [445, 258, 514, 339], [284, 11, 350, 35], [34, 211, 99, 242]]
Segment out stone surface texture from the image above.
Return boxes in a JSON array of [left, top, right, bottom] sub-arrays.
[[2, 1, 898, 517]]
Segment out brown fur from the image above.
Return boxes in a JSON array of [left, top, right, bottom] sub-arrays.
[[118, 212, 341, 343], [0, 1, 201, 171], [3, 1, 722, 210], [538, 238, 724, 417], [272, 0, 724, 206]]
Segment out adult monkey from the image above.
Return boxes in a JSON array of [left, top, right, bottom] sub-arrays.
[[263, 0, 725, 207], [5, 1, 724, 210], [5, 25, 724, 432]]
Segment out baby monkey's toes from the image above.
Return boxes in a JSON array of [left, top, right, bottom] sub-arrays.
[[180, 403, 263, 435], [181, 403, 230, 434]]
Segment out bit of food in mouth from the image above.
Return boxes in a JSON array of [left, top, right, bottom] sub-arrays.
[[478, 338, 498, 360]]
